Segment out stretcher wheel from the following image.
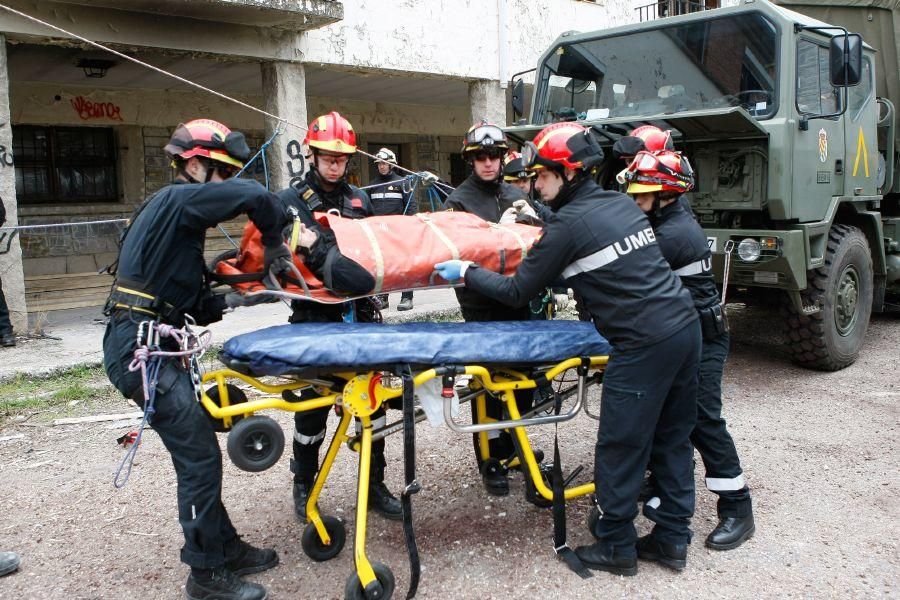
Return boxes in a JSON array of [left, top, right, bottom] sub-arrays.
[[204, 384, 248, 432], [226, 416, 285, 472], [344, 562, 394, 600], [302, 516, 346, 561]]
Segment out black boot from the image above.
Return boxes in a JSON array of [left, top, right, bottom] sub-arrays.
[[573, 541, 637, 576], [706, 513, 755, 550], [369, 481, 402, 521], [225, 540, 279, 576], [480, 458, 509, 496], [292, 479, 314, 522], [636, 534, 687, 571], [185, 568, 267, 600], [0, 332, 14, 347]]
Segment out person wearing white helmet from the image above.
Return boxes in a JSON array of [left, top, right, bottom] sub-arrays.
[[370, 147, 416, 311]]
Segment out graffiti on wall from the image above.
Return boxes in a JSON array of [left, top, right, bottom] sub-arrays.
[[0, 145, 13, 167], [285, 139, 306, 189], [71, 96, 124, 122]]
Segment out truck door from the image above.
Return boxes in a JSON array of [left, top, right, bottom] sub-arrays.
[[794, 37, 844, 221], [843, 57, 877, 197]]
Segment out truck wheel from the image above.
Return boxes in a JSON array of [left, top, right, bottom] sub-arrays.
[[783, 224, 873, 370]]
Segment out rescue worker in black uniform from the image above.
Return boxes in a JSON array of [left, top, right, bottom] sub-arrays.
[[435, 122, 702, 576], [443, 121, 555, 499], [625, 148, 755, 551], [284, 112, 402, 522], [502, 150, 536, 198], [102, 119, 289, 600], [0, 198, 14, 347], [369, 147, 415, 311]]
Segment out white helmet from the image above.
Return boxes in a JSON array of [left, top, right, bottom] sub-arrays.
[[375, 147, 397, 165]]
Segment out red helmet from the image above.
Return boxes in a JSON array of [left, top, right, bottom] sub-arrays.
[[630, 125, 674, 152], [164, 118, 250, 169], [304, 111, 357, 154], [522, 122, 604, 171], [624, 150, 695, 194]]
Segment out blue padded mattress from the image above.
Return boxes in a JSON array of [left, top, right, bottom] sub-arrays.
[[221, 320, 611, 377]]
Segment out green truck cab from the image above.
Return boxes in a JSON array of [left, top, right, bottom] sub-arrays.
[[506, 0, 900, 370]]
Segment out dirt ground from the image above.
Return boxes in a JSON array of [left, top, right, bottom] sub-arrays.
[[0, 306, 897, 599]]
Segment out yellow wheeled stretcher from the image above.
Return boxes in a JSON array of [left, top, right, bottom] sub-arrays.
[[199, 320, 611, 599]]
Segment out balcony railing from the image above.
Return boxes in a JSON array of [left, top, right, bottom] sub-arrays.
[[636, 0, 717, 22]]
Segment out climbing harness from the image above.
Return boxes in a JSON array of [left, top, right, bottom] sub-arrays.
[[113, 318, 212, 488]]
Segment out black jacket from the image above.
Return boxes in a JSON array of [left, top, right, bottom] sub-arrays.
[[283, 171, 376, 322], [465, 178, 697, 350], [650, 198, 719, 312], [294, 170, 373, 219], [114, 178, 284, 322], [369, 171, 415, 216], [444, 175, 529, 318]]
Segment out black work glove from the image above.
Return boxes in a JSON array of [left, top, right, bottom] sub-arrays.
[[225, 292, 277, 309], [263, 243, 293, 277]]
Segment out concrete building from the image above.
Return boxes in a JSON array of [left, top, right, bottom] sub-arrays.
[[0, 0, 643, 327]]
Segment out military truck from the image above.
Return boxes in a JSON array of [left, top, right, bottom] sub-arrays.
[[506, 0, 900, 370]]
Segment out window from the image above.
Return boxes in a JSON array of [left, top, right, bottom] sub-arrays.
[[796, 39, 840, 116], [847, 58, 873, 120], [13, 126, 118, 204]]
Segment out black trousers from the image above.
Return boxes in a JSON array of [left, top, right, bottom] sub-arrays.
[[104, 316, 241, 569], [460, 304, 535, 466], [593, 320, 701, 554], [290, 301, 388, 485], [691, 332, 751, 517], [0, 276, 12, 334], [292, 402, 387, 484]]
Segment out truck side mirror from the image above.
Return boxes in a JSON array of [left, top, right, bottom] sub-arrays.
[[830, 33, 862, 87], [511, 79, 525, 120]]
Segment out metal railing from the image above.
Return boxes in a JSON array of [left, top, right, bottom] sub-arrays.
[[636, 0, 716, 22]]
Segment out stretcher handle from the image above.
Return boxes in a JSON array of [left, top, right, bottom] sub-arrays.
[[442, 372, 587, 434]]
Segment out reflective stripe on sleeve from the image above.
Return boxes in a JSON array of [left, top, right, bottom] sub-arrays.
[[674, 260, 708, 276], [372, 192, 404, 200], [706, 474, 745, 491], [562, 245, 619, 279]]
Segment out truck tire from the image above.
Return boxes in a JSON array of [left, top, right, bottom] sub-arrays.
[[783, 224, 873, 370]]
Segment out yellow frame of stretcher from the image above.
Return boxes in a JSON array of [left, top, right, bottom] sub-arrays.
[[197, 354, 608, 594]]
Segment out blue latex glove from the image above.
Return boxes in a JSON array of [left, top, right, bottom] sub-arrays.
[[434, 260, 472, 281]]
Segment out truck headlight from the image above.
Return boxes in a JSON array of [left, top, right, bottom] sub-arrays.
[[737, 238, 761, 262]]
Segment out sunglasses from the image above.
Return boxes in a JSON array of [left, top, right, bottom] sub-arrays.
[[472, 150, 504, 161]]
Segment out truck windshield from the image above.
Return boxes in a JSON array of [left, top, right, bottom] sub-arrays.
[[535, 13, 778, 124]]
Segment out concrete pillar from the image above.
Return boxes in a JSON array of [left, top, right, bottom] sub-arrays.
[[0, 36, 27, 334], [468, 80, 507, 127], [261, 61, 308, 191]]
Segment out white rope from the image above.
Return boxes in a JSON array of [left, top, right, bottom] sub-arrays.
[[0, 2, 456, 193], [0, 218, 127, 231]]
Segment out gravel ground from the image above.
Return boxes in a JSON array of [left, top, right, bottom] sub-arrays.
[[0, 306, 897, 599]]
